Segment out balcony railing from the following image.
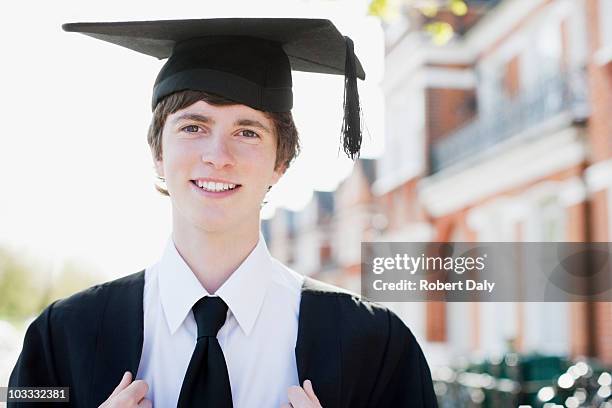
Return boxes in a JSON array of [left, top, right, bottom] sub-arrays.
[[429, 69, 589, 174]]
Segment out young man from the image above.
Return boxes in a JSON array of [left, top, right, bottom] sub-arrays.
[[9, 18, 437, 408]]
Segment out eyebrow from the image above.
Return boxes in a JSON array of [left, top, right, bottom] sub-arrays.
[[172, 113, 213, 125], [172, 113, 272, 134], [235, 119, 271, 134]]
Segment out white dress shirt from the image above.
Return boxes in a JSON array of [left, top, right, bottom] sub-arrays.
[[135, 234, 305, 407]]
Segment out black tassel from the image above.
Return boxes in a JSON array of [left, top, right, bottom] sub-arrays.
[[341, 36, 362, 160]]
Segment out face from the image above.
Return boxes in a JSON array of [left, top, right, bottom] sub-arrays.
[[154, 100, 284, 234]]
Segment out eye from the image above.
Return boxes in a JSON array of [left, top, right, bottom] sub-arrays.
[[238, 129, 260, 139], [181, 125, 201, 133]]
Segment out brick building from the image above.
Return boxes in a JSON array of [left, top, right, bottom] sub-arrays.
[[265, 0, 611, 367]]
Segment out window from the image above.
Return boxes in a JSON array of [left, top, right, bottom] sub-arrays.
[[600, 0, 612, 49]]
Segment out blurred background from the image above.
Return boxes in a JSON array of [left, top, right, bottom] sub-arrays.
[[1, 0, 611, 407]]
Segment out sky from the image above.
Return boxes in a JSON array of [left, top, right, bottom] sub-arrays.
[[0, 0, 385, 278]]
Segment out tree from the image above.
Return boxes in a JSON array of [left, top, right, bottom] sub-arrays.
[[368, 0, 495, 45], [0, 247, 45, 322], [0, 246, 98, 322]]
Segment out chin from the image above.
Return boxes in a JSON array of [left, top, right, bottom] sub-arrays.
[[191, 214, 232, 232], [190, 221, 231, 234], [191, 210, 249, 233]]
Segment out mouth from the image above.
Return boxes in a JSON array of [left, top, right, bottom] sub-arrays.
[[190, 179, 242, 195]]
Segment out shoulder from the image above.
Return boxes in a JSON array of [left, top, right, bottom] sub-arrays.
[[301, 276, 403, 320], [299, 276, 429, 401], [52, 270, 144, 313], [36, 270, 145, 331], [301, 276, 412, 342], [11, 271, 146, 388]]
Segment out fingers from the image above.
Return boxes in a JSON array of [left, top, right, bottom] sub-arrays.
[[288, 385, 312, 407], [137, 399, 153, 408], [303, 380, 321, 405], [286, 379, 322, 408], [100, 371, 149, 408], [122, 379, 149, 404], [109, 371, 132, 399]]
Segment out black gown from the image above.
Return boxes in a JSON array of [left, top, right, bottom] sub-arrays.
[[8, 271, 438, 407]]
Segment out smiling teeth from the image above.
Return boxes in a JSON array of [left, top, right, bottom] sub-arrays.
[[196, 180, 237, 192]]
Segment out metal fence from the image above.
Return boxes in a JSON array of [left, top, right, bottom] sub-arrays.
[[429, 69, 590, 174]]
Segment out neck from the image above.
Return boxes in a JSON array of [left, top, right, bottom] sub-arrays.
[[171, 210, 260, 294]]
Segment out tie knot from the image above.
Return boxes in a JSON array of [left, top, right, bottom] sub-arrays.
[[192, 296, 228, 339]]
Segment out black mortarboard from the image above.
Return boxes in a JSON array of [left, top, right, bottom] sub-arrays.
[[62, 18, 366, 159]]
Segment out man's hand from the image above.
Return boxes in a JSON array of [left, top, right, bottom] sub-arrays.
[[98, 371, 152, 408], [281, 379, 322, 408]]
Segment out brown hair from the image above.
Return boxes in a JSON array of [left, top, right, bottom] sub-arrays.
[[147, 90, 300, 196]]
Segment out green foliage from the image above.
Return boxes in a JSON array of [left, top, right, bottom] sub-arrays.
[[450, 0, 468, 16], [369, 0, 401, 20], [368, 0, 470, 45], [0, 247, 45, 322], [0, 246, 98, 321], [44, 259, 98, 305], [424, 21, 454, 45]]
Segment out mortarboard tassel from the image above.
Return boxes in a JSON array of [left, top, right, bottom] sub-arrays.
[[341, 36, 362, 160]]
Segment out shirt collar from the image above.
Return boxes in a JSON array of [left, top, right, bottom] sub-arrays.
[[158, 233, 274, 337]]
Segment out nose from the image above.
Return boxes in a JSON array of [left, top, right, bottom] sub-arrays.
[[201, 133, 235, 169]]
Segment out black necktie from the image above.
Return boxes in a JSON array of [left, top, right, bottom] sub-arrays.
[[177, 296, 233, 408]]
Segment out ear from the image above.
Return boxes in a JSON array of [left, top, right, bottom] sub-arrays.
[[270, 163, 287, 186], [152, 149, 164, 179]]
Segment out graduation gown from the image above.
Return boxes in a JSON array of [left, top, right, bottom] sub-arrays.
[[8, 270, 437, 407]]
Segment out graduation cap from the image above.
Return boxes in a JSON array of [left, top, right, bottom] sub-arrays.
[[62, 18, 366, 159]]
